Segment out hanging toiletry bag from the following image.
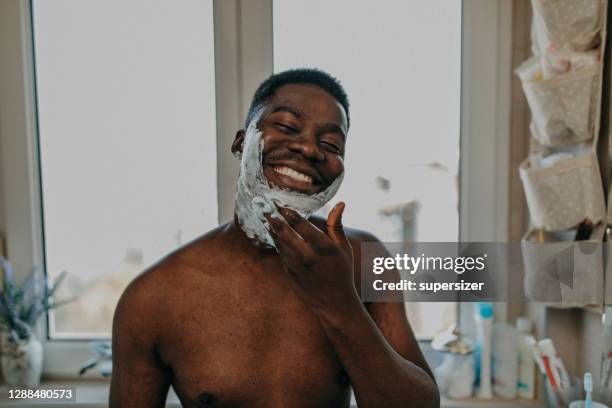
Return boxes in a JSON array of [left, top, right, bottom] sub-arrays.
[[531, 0, 602, 51], [521, 227, 604, 307], [517, 57, 598, 146], [519, 152, 605, 231]]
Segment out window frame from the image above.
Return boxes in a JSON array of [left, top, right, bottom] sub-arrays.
[[0, 0, 511, 378]]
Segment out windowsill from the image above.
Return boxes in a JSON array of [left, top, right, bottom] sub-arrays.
[[0, 379, 180, 408], [1, 379, 543, 408], [442, 396, 543, 408]]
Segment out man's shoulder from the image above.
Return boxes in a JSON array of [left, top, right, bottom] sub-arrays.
[[308, 215, 380, 244], [118, 223, 234, 304], [344, 226, 381, 244]]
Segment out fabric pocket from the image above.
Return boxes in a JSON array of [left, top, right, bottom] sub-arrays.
[[521, 226, 604, 308], [517, 57, 598, 146], [519, 152, 605, 231], [531, 0, 602, 51]]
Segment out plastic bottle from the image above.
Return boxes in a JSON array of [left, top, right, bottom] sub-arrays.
[[492, 323, 518, 399], [601, 307, 612, 389], [434, 353, 475, 399], [516, 317, 537, 399], [474, 303, 494, 399]]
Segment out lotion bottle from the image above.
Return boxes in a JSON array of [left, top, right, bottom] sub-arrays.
[[516, 317, 537, 399], [492, 323, 518, 399]]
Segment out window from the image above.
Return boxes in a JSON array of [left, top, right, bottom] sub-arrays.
[[273, 0, 461, 338], [31, 0, 217, 338], [3, 0, 510, 378]]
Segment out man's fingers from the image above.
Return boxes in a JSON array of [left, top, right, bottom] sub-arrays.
[[265, 213, 315, 262], [277, 207, 328, 247], [268, 226, 301, 271]]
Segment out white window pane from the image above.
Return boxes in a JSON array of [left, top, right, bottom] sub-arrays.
[[273, 0, 461, 338], [32, 0, 217, 338]]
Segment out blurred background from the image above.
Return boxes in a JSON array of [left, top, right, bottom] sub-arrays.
[[7, 1, 612, 407], [27, 0, 460, 340]]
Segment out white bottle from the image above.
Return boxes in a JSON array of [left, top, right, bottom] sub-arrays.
[[475, 303, 494, 399], [601, 307, 612, 389], [492, 323, 518, 399], [516, 317, 537, 399]]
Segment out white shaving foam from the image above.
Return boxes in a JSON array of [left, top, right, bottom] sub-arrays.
[[234, 120, 343, 248]]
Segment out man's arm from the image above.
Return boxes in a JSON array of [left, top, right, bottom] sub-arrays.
[[109, 276, 172, 408], [319, 298, 438, 407], [339, 230, 438, 406], [266, 204, 439, 408]]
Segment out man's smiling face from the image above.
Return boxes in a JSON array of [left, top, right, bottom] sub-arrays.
[[235, 83, 348, 195]]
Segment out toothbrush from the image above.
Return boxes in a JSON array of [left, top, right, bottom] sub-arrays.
[[584, 372, 592, 408]]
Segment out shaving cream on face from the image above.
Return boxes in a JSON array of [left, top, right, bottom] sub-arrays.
[[234, 119, 344, 248]]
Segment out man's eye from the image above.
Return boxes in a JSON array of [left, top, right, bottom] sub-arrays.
[[275, 122, 298, 133], [321, 141, 342, 153]]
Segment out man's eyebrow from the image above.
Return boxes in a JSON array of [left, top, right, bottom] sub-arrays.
[[270, 106, 305, 118], [320, 123, 347, 140]]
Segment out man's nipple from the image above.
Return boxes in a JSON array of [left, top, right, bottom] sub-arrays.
[[198, 392, 217, 406]]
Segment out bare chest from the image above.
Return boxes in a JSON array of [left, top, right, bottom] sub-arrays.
[[157, 266, 350, 407]]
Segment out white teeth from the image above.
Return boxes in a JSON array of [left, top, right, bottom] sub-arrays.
[[273, 166, 313, 184]]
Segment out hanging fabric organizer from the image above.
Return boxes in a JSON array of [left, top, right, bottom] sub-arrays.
[[531, 0, 602, 53], [517, 56, 598, 146], [519, 0, 609, 308], [520, 152, 605, 231]]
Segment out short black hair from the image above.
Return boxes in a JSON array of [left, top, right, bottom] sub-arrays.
[[245, 68, 350, 129]]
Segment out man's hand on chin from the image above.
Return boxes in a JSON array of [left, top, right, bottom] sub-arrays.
[[266, 203, 440, 408], [265, 202, 362, 320]]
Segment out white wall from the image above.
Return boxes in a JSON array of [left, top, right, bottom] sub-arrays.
[[0, 0, 41, 274]]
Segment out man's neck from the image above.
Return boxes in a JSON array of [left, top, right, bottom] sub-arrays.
[[231, 212, 276, 253]]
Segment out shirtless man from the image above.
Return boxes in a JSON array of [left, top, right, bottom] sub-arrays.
[[110, 69, 439, 408]]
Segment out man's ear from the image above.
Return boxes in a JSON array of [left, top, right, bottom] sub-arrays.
[[231, 130, 246, 157]]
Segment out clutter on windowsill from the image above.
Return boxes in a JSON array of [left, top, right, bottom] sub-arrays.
[[0, 256, 75, 387], [78, 341, 112, 378]]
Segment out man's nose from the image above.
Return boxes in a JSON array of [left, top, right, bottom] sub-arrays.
[[287, 135, 325, 162]]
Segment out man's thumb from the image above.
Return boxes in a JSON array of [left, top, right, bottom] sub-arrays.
[[327, 202, 349, 249]]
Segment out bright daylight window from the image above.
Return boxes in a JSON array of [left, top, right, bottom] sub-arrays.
[[31, 0, 217, 338], [273, 0, 461, 338]]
